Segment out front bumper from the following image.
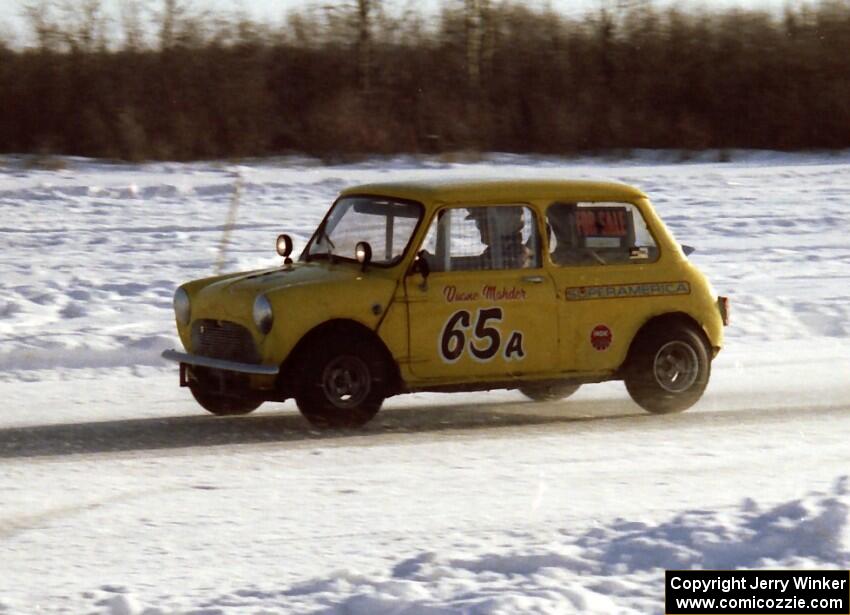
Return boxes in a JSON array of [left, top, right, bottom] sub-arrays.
[[161, 349, 279, 376]]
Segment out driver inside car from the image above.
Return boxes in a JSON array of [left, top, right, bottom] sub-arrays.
[[455, 206, 530, 270]]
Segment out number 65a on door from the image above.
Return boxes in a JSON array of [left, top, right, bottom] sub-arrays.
[[438, 307, 526, 363]]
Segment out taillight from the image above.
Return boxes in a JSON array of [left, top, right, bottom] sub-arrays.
[[718, 296, 730, 326]]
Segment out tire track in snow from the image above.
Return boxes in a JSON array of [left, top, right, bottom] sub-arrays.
[[0, 485, 183, 540], [0, 398, 846, 461]]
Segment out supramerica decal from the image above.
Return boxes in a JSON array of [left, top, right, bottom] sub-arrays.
[[565, 281, 690, 301]]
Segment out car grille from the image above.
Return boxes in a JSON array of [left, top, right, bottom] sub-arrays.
[[191, 320, 260, 364]]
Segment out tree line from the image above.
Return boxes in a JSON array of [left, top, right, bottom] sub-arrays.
[[1, 0, 849, 161]]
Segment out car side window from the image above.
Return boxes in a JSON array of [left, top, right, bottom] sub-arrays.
[[420, 205, 540, 271], [546, 202, 658, 266]]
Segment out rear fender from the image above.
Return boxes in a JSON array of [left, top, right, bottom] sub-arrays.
[[620, 312, 713, 375]]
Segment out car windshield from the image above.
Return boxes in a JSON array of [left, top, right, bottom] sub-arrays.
[[306, 196, 423, 265]]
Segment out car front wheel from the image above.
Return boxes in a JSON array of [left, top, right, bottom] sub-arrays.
[[624, 324, 710, 414], [190, 387, 262, 416], [294, 336, 387, 428]]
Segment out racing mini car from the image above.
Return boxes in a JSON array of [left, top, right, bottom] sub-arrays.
[[163, 179, 728, 427]]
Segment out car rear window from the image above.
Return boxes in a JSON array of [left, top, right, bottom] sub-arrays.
[[546, 202, 658, 266]]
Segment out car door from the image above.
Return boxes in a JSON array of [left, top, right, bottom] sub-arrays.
[[545, 200, 672, 372], [404, 204, 559, 382]]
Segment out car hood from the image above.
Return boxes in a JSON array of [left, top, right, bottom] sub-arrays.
[[200, 262, 364, 296], [191, 261, 397, 323]]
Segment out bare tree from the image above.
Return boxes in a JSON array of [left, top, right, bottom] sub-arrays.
[[22, 1, 60, 51], [317, 0, 381, 91], [120, 0, 150, 51], [58, 0, 109, 53], [158, 0, 182, 49], [464, 0, 488, 91], [462, 0, 493, 145], [356, 0, 374, 91]]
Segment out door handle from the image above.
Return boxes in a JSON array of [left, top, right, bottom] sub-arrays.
[[522, 275, 546, 284]]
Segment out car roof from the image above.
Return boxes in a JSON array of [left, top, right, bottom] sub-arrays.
[[339, 178, 646, 204]]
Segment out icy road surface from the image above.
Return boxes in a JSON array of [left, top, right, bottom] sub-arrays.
[[0, 152, 848, 614]]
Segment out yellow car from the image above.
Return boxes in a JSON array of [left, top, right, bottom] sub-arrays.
[[163, 179, 728, 427]]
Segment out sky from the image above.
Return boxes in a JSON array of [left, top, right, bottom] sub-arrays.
[[0, 0, 808, 45]]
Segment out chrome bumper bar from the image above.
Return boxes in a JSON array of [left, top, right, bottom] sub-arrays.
[[161, 349, 279, 376]]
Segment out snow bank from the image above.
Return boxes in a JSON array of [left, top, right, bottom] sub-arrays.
[[19, 480, 843, 615], [1, 153, 849, 379]]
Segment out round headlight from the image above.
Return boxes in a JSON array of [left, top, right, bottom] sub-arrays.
[[174, 287, 191, 326], [253, 294, 274, 334]]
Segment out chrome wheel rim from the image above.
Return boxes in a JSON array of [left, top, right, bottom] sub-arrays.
[[321, 355, 371, 408], [653, 341, 699, 393]]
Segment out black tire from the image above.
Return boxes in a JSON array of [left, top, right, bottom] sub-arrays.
[[624, 324, 710, 414], [190, 387, 262, 416], [519, 382, 581, 402], [294, 334, 388, 429]]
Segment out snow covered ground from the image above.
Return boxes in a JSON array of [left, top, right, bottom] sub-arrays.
[[0, 152, 848, 613]]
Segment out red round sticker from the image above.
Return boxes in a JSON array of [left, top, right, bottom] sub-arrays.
[[590, 325, 612, 351]]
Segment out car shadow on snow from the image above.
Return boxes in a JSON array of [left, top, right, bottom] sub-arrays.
[[4, 398, 844, 459], [0, 398, 646, 459]]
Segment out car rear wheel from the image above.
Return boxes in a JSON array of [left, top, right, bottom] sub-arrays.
[[294, 336, 387, 429], [624, 324, 710, 414], [519, 382, 581, 402], [190, 387, 262, 416]]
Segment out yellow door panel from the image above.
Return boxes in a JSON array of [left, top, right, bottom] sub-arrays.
[[404, 269, 559, 382]]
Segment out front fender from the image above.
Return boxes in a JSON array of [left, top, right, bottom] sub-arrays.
[[260, 276, 399, 366]]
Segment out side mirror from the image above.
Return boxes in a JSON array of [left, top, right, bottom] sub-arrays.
[[276, 234, 293, 265], [412, 250, 431, 290], [355, 241, 372, 271], [681, 244, 696, 256]]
